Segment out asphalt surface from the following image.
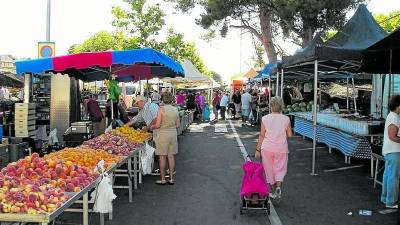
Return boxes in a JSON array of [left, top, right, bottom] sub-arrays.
[[57, 119, 397, 225]]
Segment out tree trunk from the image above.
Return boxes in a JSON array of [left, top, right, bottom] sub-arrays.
[[301, 26, 314, 47], [259, 6, 277, 63]]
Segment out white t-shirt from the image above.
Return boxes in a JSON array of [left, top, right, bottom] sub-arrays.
[[382, 111, 400, 155], [241, 92, 252, 110]]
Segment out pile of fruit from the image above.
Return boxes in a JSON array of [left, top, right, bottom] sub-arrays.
[[44, 148, 123, 171], [81, 132, 140, 156], [283, 101, 313, 114], [0, 153, 98, 214], [113, 125, 152, 143]]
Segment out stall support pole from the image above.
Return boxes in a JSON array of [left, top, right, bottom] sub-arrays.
[[352, 77, 357, 112], [311, 60, 318, 176], [276, 71, 279, 97], [346, 78, 349, 111], [24, 74, 31, 103], [281, 69, 284, 98], [83, 192, 89, 225], [389, 49, 393, 98], [268, 75, 271, 113]]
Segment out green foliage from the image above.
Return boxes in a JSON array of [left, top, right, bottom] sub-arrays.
[[275, 0, 365, 46], [322, 30, 338, 42], [112, 0, 165, 47], [375, 11, 400, 33], [210, 71, 224, 85], [68, 31, 119, 54], [252, 42, 265, 70], [69, 0, 210, 78], [169, 0, 366, 48]]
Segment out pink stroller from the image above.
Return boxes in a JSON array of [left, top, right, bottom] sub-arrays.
[[240, 161, 270, 215]]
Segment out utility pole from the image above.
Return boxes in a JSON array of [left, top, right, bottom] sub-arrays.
[[46, 0, 51, 41]]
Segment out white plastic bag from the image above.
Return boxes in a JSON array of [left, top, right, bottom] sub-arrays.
[[92, 173, 116, 213], [48, 128, 59, 145], [141, 142, 155, 175], [36, 126, 48, 141], [105, 124, 113, 132]]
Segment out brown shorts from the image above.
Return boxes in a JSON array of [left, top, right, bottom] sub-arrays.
[[154, 129, 178, 156]]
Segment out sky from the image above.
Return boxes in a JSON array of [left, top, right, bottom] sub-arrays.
[[0, 0, 399, 83]]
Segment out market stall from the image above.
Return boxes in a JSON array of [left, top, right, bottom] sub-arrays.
[[280, 5, 387, 174], [8, 48, 185, 225]]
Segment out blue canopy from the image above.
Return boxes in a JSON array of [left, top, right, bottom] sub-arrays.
[[256, 62, 280, 79], [15, 48, 184, 82]]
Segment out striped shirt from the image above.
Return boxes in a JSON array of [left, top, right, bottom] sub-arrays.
[[133, 102, 159, 126]]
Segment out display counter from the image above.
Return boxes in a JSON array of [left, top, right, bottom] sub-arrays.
[[292, 112, 383, 163]]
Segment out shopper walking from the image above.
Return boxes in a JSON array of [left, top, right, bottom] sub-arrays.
[[232, 90, 241, 118], [219, 92, 229, 120], [212, 91, 221, 121], [241, 89, 252, 127], [381, 95, 400, 209], [151, 91, 180, 185], [255, 96, 292, 202]]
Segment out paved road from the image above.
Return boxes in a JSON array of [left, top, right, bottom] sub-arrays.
[[236, 120, 397, 225], [58, 119, 397, 225]]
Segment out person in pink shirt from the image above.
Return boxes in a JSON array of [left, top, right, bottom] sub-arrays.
[[255, 96, 292, 202], [176, 91, 185, 106]]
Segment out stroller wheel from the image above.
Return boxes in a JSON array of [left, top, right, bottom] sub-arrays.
[[240, 208, 244, 215]]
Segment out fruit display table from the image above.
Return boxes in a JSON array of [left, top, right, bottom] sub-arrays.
[[177, 111, 193, 135], [0, 127, 150, 225], [0, 147, 142, 225], [293, 116, 381, 163]]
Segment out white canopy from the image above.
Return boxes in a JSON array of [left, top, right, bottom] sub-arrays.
[[163, 59, 211, 83]]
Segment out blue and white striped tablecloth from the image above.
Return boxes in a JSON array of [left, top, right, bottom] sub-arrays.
[[294, 117, 371, 159]]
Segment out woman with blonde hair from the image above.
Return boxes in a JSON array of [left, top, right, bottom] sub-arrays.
[[151, 91, 180, 185], [255, 96, 292, 202]]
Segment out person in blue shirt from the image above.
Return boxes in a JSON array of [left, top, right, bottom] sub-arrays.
[[219, 92, 229, 120]]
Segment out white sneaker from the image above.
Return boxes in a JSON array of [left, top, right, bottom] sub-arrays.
[[386, 204, 398, 209], [275, 187, 282, 200]]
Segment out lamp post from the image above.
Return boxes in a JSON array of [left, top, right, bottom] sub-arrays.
[[46, 0, 51, 41]]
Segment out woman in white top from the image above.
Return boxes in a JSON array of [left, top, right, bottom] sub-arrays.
[[381, 95, 400, 209]]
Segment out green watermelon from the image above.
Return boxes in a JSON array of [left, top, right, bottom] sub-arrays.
[[301, 107, 307, 112], [299, 102, 307, 108]]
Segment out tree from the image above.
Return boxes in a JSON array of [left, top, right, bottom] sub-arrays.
[[252, 42, 265, 70], [69, 0, 210, 78], [168, 0, 365, 63], [210, 71, 224, 85], [275, 0, 365, 46], [112, 0, 165, 48], [375, 10, 400, 33], [68, 31, 121, 54], [156, 29, 211, 77]]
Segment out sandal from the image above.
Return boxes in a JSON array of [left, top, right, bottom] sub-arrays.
[[168, 179, 175, 185], [155, 180, 167, 185]]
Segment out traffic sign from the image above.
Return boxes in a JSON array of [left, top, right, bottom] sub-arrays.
[[38, 42, 55, 58]]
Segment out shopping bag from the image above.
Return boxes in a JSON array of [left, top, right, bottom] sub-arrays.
[[141, 142, 156, 175], [91, 160, 116, 214], [92, 173, 116, 213], [105, 124, 113, 132]]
